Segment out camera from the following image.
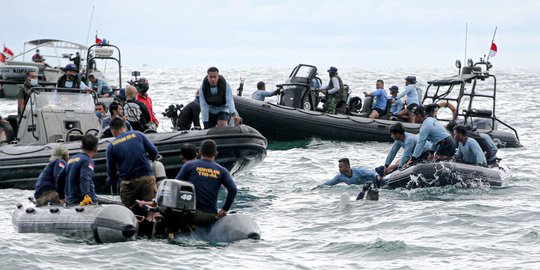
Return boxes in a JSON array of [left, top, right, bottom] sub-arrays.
[[131, 71, 140, 77], [162, 104, 184, 118], [128, 71, 142, 86]]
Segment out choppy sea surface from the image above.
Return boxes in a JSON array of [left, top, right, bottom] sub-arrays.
[[1, 67, 539, 269]]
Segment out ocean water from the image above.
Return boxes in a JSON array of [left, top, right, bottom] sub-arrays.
[[1, 67, 539, 269]]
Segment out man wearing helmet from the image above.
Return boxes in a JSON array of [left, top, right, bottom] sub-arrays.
[[56, 64, 91, 92], [320, 66, 346, 114], [396, 76, 421, 123], [135, 78, 159, 129]]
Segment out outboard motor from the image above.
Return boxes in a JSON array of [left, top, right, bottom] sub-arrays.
[[155, 179, 196, 234]]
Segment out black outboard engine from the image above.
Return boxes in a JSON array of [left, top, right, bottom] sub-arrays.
[[155, 179, 196, 234]]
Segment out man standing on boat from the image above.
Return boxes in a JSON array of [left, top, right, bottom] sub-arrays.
[[453, 125, 487, 166], [199, 67, 242, 129], [106, 118, 158, 215], [16, 70, 40, 117], [384, 122, 431, 174], [175, 139, 238, 225], [56, 64, 91, 92], [363, 80, 388, 119], [314, 158, 382, 189], [32, 49, 44, 63], [135, 78, 159, 129], [252, 81, 280, 101], [69, 52, 81, 71], [124, 85, 151, 132], [320, 67, 346, 114], [396, 76, 421, 123], [409, 104, 455, 163]]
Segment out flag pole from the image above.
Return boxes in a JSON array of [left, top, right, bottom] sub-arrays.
[[486, 26, 498, 63], [85, 6, 95, 47], [464, 22, 468, 67]]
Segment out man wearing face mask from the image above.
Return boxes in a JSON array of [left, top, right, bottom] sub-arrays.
[[56, 64, 91, 93], [16, 71, 40, 117], [135, 78, 159, 129]]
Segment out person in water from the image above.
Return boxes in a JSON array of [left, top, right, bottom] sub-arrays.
[[319, 67, 346, 114], [175, 139, 237, 226], [314, 158, 382, 189], [409, 104, 456, 164], [199, 67, 242, 129], [106, 117, 158, 214], [34, 145, 69, 206], [363, 80, 388, 119], [453, 124, 487, 166], [384, 122, 431, 174], [177, 90, 201, 131], [251, 81, 280, 102]]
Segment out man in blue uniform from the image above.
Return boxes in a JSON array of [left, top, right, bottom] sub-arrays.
[[388, 85, 402, 120], [314, 158, 382, 188], [396, 76, 421, 123], [199, 67, 242, 129], [409, 104, 455, 163], [251, 81, 280, 101], [384, 122, 432, 174], [363, 80, 388, 119], [175, 139, 237, 226], [453, 125, 487, 166], [65, 135, 99, 205], [34, 145, 69, 206], [106, 117, 158, 214]]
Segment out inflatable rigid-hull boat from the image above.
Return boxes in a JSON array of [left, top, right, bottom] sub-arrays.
[[0, 125, 267, 193], [233, 96, 521, 148], [12, 200, 138, 243], [382, 161, 512, 189]]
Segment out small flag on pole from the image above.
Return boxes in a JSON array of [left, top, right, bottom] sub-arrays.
[[96, 36, 102, 44], [0, 53, 6, 64], [3, 46, 14, 59], [489, 42, 497, 57]]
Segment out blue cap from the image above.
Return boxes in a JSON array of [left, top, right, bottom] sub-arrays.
[[404, 76, 416, 84], [63, 63, 78, 72], [327, 66, 338, 73], [389, 85, 399, 93]]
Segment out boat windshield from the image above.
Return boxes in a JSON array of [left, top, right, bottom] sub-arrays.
[[295, 66, 315, 79], [34, 92, 95, 112]]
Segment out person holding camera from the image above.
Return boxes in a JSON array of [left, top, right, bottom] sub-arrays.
[[124, 85, 151, 132], [135, 78, 159, 129], [199, 67, 242, 129]]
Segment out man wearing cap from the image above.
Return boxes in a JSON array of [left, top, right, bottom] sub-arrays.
[[34, 145, 69, 206], [199, 67, 242, 129], [313, 158, 382, 189], [88, 73, 112, 97], [177, 90, 201, 131], [396, 76, 421, 123], [56, 63, 91, 92], [252, 81, 280, 101], [363, 79, 389, 119], [409, 104, 456, 164], [320, 67, 346, 114], [388, 85, 402, 120]]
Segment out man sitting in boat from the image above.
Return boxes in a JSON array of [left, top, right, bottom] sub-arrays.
[[175, 139, 238, 226], [409, 104, 456, 164], [32, 49, 44, 63], [177, 90, 202, 131], [319, 67, 346, 114], [88, 73, 112, 97], [124, 85, 151, 132], [0, 116, 15, 145], [16, 70, 40, 117], [106, 117, 159, 215], [33, 145, 68, 206], [199, 67, 242, 129], [252, 81, 280, 102], [65, 134, 106, 205], [387, 85, 403, 120], [395, 76, 421, 123], [363, 80, 388, 119], [384, 122, 432, 175], [56, 64, 91, 93], [101, 102, 132, 138], [314, 158, 382, 188], [452, 125, 487, 166]]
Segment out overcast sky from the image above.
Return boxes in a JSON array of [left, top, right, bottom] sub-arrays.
[[3, 0, 539, 68]]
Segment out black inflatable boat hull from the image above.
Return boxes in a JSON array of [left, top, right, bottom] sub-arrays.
[[382, 161, 511, 189], [234, 96, 521, 148], [0, 125, 267, 193]]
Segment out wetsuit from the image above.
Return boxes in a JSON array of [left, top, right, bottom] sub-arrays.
[[322, 166, 379, 186], [177, 97, 201, 130], [34, 159, 66, 206], [65, 153, 97, 205], [175, 159, 237, 225]]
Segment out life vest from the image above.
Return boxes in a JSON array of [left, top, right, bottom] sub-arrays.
[[202, 75, 227, 107], [328, 74, 346, 102], [57, 74, 81, 89]]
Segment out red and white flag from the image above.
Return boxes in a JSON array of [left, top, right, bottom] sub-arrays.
[[88, 163, 95, 171], [3, 46, 14, 58], [489, 42, 497, 57], [0, 53, 5, 65]]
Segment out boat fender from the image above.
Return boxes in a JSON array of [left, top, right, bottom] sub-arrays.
[[25, 207, 35, 214], [75, 207, 85, 213], [437, 100, 457, 119], [49, 208, 60, 213], [16, 203, 22, 209]]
